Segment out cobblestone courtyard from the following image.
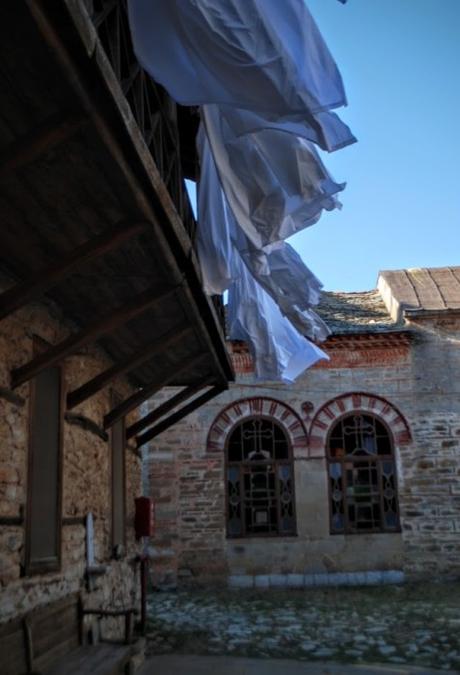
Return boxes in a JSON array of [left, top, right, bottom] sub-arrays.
[[146, 583, 460, 672]]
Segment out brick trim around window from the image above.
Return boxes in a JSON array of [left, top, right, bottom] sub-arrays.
[[206, 397, 308, 455], [308, 392, 412, 458]]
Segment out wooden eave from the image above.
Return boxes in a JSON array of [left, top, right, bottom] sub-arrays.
[[404, 307, 460, 321], [0, 1, 233, 419]]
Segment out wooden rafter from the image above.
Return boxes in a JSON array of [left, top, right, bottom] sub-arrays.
[[25, 0, 233, 388], [126, 375, 214, 440], [67, 324, 193, 409], [103, 353, 206, 429], [0, 113, 87, 177], [136, 385, 225, 448], [11, 285, 179, 389], [0, 221, 150, 321]]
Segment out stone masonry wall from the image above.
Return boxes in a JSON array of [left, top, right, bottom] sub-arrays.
[[397, 315, 460, 578], [145, 323, 460, 587], [0, 288, 143, 637]]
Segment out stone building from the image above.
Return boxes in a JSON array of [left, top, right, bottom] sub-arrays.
[[145, 266, 460, 589], [0, 0, 231, 658], [0, 294, 143, 624]]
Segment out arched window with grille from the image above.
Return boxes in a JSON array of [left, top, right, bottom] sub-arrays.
[[226, 417, 296, 538], [328, 413, 400, 534]]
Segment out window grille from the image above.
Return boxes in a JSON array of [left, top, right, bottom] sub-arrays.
[[226, 417, 296, 538], [327, 414, 400, 534]]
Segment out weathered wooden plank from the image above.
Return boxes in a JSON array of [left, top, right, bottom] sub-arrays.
[[45, 643, 131, 675], [27, 595, 79, 632], [11, 285, 179, 388], [126, 375, 213, 440], [25, 0, 233, 387], [31, 608, 79, 660], [136, 384, 225, 447], [0, 621, 28, 675], [103, 353, 206, 429], [0, 220, 150, 320], [67, 324, 192, 409], [25, 1, 233, 381], [0, 515, 24, 526], [0, 113, 87, 177]]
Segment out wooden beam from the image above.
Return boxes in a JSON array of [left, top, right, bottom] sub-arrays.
[[0, 221, 150, 321], [11, 285, 179, 389], [126, 375, 214, 440], [67, 324, 193, 409], [103, 353, 206, 430], [0, 113, 87, 177], [26, 0, 233, 388], [136, 385, 225, 448]]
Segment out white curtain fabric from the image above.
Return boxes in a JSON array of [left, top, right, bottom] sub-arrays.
[[215, 105, 356, 154], [128, 0, 346, 117], [197, 131, 329, 380], [197, 128, 330, 342], [129, 0, 353, 382], [202, 105, 345, 249], [196, 127, 235, 295], [227, 256, 328, 382]]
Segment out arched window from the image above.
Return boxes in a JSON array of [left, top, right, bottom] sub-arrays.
[[226, 417, 296, 538], [328, 414, 400, 534]]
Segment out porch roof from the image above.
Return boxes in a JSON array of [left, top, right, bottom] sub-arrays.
[[0, 1, 233, 435]]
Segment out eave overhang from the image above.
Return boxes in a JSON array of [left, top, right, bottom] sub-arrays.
[[0, 0, 233, 438]]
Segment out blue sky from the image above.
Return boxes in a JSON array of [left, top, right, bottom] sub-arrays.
[[188, 1, 460, 292], [292, 0, 460, 291]]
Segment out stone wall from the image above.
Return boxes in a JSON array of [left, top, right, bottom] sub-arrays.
[[398, 315, 460, 578], [0, 288, 143, 637], [145, 322, 460, 587]]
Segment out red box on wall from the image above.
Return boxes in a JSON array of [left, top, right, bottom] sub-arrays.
[[134, 496, 155, 539]]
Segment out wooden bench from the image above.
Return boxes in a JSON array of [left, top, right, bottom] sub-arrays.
[[0, 594, 139, 675]]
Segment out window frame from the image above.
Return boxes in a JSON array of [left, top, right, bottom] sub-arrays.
[[326, 412, 401, 536], [24, 336, 64, 576], [225, 414, 297, 539]]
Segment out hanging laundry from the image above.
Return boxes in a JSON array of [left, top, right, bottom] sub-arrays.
[[196, 127, 235, 295], [227, 255, 328, 382], [197, 129, 330, 342], [216, 105, 356, 154], [203, 105, 345, 249], [197, 136, 329, 376], [128, 0, 347, 119], [128, 0, 354, 381], [230, 219, 330, 341]]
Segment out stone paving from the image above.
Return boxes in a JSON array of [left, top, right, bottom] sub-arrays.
[[146, 583, 460, 672]]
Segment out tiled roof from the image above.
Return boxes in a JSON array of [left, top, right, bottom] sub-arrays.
[[226, 266, 460, 338], [316, 290, 397, 334], [378, 267, 460, 315]]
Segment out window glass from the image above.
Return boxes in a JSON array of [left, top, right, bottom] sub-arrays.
[[327, 414, 400, 534], [226, 417, 296, 537]]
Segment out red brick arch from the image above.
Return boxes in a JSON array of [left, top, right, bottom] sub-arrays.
[[308, 392, 412, 456], [206, 397, 308, 453]]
